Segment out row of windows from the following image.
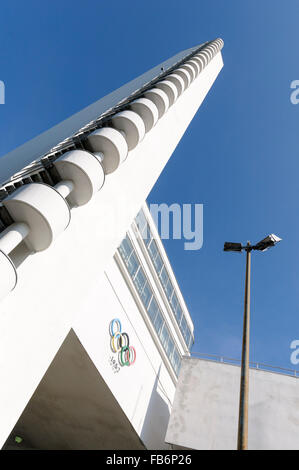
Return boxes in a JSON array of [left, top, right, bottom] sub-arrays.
[[118, 235, 181, 376], [135, 209, 193, 350]]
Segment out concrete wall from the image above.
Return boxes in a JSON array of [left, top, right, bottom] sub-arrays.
[[73, 256, 176, 449], [0, 51, 223, 448], [3, 329, 147, 450], [4, 245, 182, 449], [166, 358, 299, 450]]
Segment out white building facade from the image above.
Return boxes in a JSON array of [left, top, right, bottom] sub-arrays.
[[0, 39, 224, 449], [3, 205, 194, 449]]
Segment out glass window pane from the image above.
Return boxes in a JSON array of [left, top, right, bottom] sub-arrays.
[[175, 304, 183, 324], [134, 267, 146, 294], [166, 337, 174, 360], [181, 316, 187, 335], [148, 239, 158, 260], [170, 292, 178, 312], [127, 252, 139, 277], [141, 282, 152, 308], [119, 230, 183, 376], [161, 324, 170, 349], [165, 280, 174, 300], [184, 328, 191, 349], [143, 224, 151, 246], [172, 349, 181, 376], [160, 266, 169, 289], [148, 297, 158, 323], [153, 252, 163, 274], [154, 310, 163, 335], [119, 236, 133, 261]]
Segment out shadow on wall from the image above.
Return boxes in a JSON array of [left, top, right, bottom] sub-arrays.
[[140, 364, 172, 450]]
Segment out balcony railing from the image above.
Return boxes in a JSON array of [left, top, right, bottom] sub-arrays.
[[188, 352, 299, 378]]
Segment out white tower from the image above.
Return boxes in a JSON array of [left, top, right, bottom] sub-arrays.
[[0, 39, 224, 449]]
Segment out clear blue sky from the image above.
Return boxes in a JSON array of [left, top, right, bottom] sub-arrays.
[[0, 0, 298, 369]]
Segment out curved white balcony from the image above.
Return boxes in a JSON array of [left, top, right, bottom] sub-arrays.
[[0, 250, 17, 300], [143, 88, 169, 118], [195, 52, 208, 68], [185, 60, 200, 78], [214, 38, 224, 48], [206, 44, 216, 57], [166, 73, 185, 96], [54, 149, 105, 207], [155, 80, 178, 106], [85, 127, 128, 174], [2, 183, 71, 252], [199, 50, 210, 66], [174, 67, 192, 89], [192, 54, 205, 73], [129, 97, 159, 133], [204, 46, 213, 60], [111, 110, 145, 150], [180, 63, 196, 82]]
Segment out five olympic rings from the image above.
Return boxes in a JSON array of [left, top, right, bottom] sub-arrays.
[[109, 318, 136, 367]]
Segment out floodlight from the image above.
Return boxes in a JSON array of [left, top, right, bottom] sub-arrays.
[[223, 242, 243, 252], [254, 234, 282, 252]]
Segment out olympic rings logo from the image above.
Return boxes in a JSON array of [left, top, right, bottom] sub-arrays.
[[109, 319, 136, 367]]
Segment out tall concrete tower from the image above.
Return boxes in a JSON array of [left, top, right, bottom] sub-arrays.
[[0, 39, 224, 449]]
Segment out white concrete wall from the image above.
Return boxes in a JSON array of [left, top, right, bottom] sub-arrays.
[[0, 53, 223, 448], [166, 358, 299, 450], [73, 255, 177, 449]]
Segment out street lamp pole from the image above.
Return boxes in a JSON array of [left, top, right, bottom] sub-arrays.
[[223, 233, 282, 451], [237, 242, 251, 450]]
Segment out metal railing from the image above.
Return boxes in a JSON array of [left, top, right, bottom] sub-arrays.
[[188, 352, 299, 378]]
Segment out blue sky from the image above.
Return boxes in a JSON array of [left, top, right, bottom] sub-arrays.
[[0, 0, 298, 369]]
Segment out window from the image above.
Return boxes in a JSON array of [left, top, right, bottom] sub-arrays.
[[153, 252, 163, 274], [148, 239, 158, 260], [166, 337, 175, 360], [118, 230, 183, 377], [143, 224, 152, 246], [134, 267, 147, 294], [159, 266, 169, 290], [165, 280, 174, 300], [160, 324, 170, 349], [175, 304, 183, 324], [119, 236, 133, 261], [172, 349, 181, 376], [141, 282, 152, 308], [170, 292, 178, 312], [181, 316, 187, 335], [134, 210, 194, 351], [127, 252, 139, 277], [148, 297, 159, 322], [153, 310, 163, 335], [185, 328, 192, 349]]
